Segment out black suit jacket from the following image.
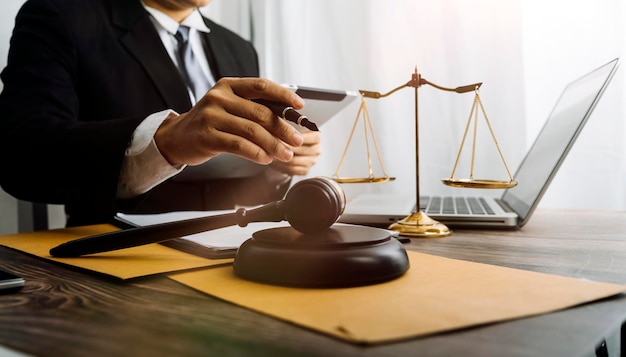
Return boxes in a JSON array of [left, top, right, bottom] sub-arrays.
[[0, 0, 286, 226]]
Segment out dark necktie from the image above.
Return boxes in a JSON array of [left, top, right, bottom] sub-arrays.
[[174, 25, 211, 102]]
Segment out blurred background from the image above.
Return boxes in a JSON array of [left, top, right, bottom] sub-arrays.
[[1, 0, 624, 233]]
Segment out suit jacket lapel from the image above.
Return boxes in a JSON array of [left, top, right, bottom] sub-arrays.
[[111, 0, 192, 112], [199, 33, 221, 81], [199, 17, 252, 79]]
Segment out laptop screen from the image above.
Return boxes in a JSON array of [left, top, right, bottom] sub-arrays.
[[501, 58, 619, 226]]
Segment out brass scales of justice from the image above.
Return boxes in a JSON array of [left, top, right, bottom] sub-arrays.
[[332, 67, 518, 238]]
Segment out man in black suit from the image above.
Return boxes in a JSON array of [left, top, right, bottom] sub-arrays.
[[0, 0, 321, 226]]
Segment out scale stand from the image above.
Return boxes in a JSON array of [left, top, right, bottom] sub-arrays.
[[338, 67, 517, 238]]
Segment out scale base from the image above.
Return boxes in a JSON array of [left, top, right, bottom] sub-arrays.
[[233, 225, 409, 288], [388, 211, 451, 238]]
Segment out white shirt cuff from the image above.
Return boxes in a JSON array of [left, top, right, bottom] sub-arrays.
[[117, 110, 186, 199]]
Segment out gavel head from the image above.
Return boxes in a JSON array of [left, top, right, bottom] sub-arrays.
[[283, 177, 346, 234]]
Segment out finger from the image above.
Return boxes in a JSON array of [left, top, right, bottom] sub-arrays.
[[225, 77, 305, 109], [205, 111, 296, 162], [300, 130, 322, 145], [270, 154, 319, 176], [158, 104, 293, 165], [207, 130, 284, 165], [204, 84, 304, 148], [289, 135, 322, 157], [290, 142, 322, 157], [246, 100, 304, 147], [221, 77, 308, 144]]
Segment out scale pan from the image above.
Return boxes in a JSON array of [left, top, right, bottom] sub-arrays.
[[442, 178, 517, 189], [333, 176, 396, 184]]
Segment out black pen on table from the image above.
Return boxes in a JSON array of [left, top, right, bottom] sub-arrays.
[[254, 99, 319, 131]]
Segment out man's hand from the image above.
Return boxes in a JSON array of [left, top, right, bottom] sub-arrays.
[[270, 130, 321, 176], [154, 77, 305, 166]]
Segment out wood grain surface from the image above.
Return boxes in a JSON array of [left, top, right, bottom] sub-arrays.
[[1, 209, 625, 357]]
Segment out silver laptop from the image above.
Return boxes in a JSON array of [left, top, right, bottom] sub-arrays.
[[339, 58, 619, 228]]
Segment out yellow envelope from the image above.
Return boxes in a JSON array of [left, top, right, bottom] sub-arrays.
[[0, 225, 232, 279], [169, 250, 626, 344]]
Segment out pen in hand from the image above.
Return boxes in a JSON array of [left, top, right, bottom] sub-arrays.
[[254, 99, 319, 131]]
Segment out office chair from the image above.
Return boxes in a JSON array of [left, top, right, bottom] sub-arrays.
[[17, 200, 48, 232]]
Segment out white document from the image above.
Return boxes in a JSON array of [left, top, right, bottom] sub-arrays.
[[117, 211, 290, 258]]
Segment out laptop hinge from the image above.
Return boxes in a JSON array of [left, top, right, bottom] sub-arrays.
[[495, 199, 515, 213]]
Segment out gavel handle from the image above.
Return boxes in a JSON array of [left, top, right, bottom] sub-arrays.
[[49, 201, 284, 257]]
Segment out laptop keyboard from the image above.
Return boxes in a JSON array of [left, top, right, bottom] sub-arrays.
[[420, 196, 495, 215]]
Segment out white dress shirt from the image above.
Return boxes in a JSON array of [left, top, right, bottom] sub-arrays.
[[117, 5, 215, 199]]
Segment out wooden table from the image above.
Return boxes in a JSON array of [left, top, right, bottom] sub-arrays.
[[1, 209, 625, 357]]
